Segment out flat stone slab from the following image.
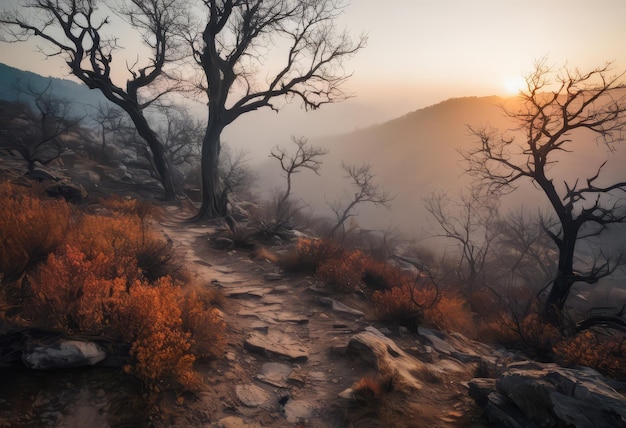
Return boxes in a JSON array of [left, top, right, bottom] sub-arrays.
[[317, 297, 364, 317], [224, 287, 265, 299], [237, 305, 308, 325], [244, 332, 309, 363], [255, 362, 292, 388], [283, 399, 315, 423], [235, 384, 272, 409]]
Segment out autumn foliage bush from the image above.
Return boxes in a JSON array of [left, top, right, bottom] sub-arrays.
[[0, 181, 225, 390], [553, 331, 625, 380], [0, 181, 69, 281]]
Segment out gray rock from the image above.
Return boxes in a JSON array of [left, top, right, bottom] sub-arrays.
[[471, 363, 626, 428], [317, 297, 364, 317], [264, 272, 283, 281], [235, 384, 271, 408], [22, 340, 106, 369], [347, 328, 423, 392], [213, 237, 235, 250], [255, 362, 292, 388], [244, 332, 309, 363]]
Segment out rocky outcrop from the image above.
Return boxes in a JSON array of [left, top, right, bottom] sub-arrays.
[[469, 362, 626, 427], [346, 327, 424, 391]]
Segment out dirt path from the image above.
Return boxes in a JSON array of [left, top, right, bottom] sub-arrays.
[[158, 206, 371, 427], [158, 206, 485, 427]]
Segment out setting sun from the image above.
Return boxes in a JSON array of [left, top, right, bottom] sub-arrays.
[[503, 75, 527, 95]]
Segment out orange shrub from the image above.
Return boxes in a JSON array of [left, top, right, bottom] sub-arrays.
[[66, 213, 178, 284], [122, 277, 198, 389], [279, 238, 343, 273], [372, 283, 434, 325], [66, 214, 142, 283], [352, 377, 383, 406], [424, 293, 475, 336], [316, 250, 367, 293], [182, 289, 227, 359], [26, 244, 126, 333], [553, 331, 625, 379], [361, 260, 405, 291], [98, 194, 162, 222], [0, 181, 69, 280]]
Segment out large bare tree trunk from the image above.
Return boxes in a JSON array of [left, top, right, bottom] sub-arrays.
[[192, 124, 227, 220], [125, 107, 176, 200]]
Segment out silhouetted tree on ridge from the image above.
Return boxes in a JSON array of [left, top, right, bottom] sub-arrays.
[[463, 59, 626, 330]]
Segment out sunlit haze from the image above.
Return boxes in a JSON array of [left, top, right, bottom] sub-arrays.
[[1, 0, 626, 155]]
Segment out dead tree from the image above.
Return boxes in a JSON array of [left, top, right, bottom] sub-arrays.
[[1, 0, 183, 199], [270, 136, 328, 211], [328, 162, 392, 238], [184, 0, 366, 219], [0, 80, 82, 170], [463, 60, 626, 329], [423, 187, 501, 297]]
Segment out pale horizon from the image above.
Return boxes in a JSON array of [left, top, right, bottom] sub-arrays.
[[2, 0, 626, 157]]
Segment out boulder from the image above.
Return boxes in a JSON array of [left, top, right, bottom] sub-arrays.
[[347, 327, 423, 391], [470, 363, 626, 428], [22, 340, 106, 369]]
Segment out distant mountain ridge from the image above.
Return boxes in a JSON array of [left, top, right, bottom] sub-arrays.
[[0, 62, 108, 116]]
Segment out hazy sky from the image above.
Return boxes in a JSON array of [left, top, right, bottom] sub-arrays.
[[2, 0, 626, 150]]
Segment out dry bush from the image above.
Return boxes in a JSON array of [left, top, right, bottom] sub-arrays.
[[0, 180, 69, 281], [27, 249, 209, 389], [26, 244, 126, 333], [66, 213, 179, 283], [371, 283, 433, 328], [361, 260, 405, 292], [181, 289, 227, 360], [122, 277, 199, 390], [98, 194, 162, 222], [12, 190, 224, 390], [424, 293, 474, 336], [553, 331, 625, 380], [277, 237, 343, 273], [316, 250, 367, 293], [352, 377, 384, 407]]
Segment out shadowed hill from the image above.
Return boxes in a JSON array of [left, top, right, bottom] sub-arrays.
[[257, 96, 519, 236], [256, 94, 626, 240], [0, 63, 107, 117]]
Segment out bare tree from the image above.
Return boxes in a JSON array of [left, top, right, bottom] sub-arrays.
[[1, 0, 184, 199], [0, 80, 82, 170], [328, 162, 392, 238], [270, 136, 328, 210], [494, 210, 557, 291], [423, 187, 501, 297], [184, 0, 366, 219], [158, 105, 203, 170], [463, 60, 626, 328], [219, 143, 256, 199], [93, 103, 130, 154]]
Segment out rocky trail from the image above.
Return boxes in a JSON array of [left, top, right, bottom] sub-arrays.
[[156, 206, 491, 427]]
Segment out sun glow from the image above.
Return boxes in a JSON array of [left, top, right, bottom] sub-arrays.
[[503, 75, 527, 95]]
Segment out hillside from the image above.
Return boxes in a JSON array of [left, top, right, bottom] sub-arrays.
[[258, 94, 626, 239], [0, 63, 108, 117]]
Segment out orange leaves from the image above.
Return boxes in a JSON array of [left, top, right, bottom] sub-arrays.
[[316, 249, 367, 293], [0, 181, 69, 279], [1, 181, 224, 390], [553, 331, 625, 379]]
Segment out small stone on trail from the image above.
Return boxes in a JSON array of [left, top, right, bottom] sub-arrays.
[[264, 272, 283, 281], [235, 384, 271, 408]]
